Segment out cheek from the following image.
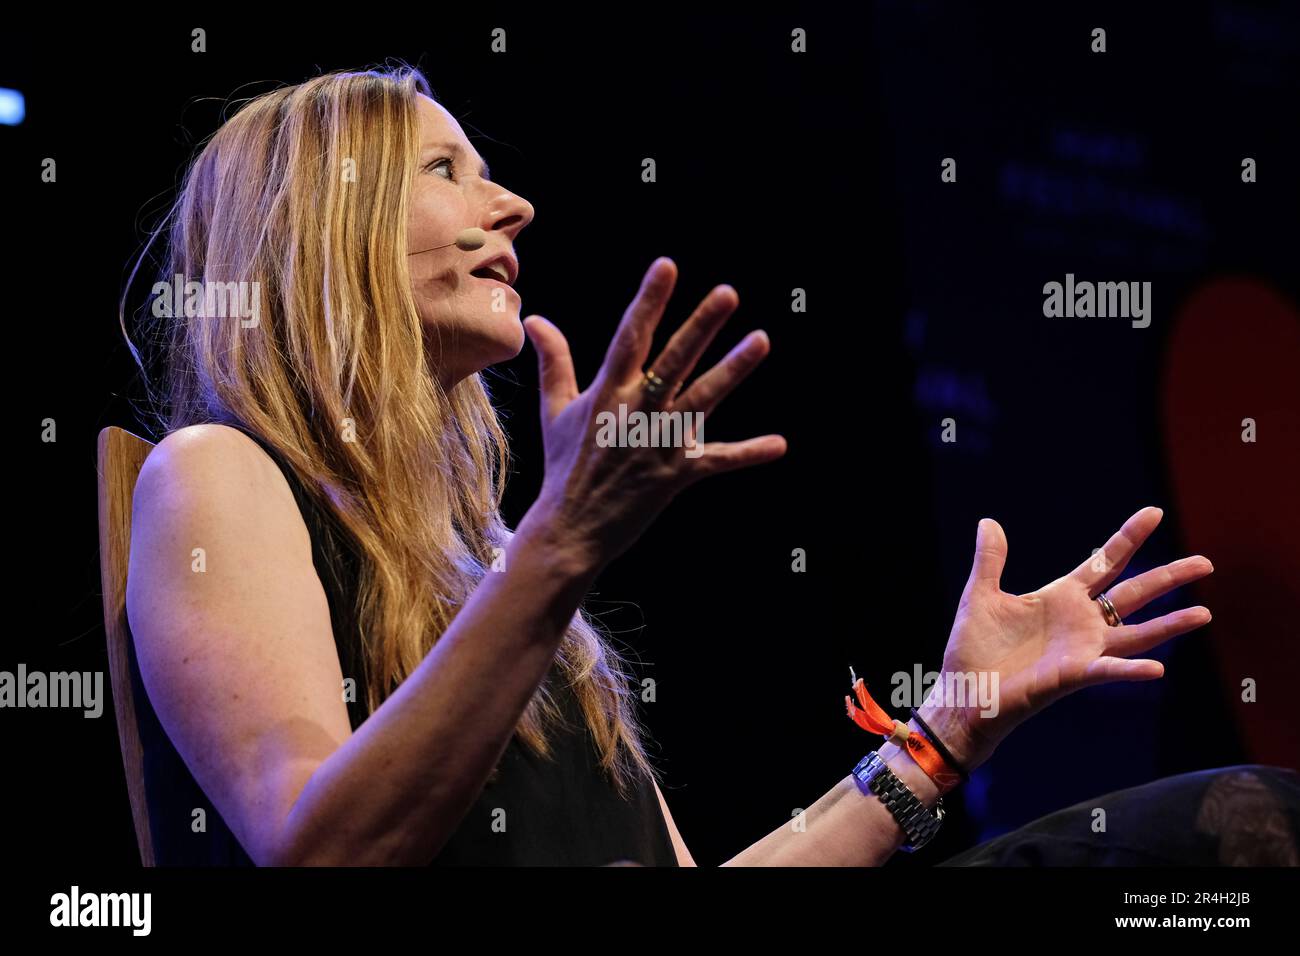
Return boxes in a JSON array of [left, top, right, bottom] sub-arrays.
[[407, 187, 464, 250], [408, 205, 460, 293]]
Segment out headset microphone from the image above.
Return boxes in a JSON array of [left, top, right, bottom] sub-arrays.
[[408, 227, 487, 257]]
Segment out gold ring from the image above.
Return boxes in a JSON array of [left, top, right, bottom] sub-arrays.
[[640, 368, 669, 397]]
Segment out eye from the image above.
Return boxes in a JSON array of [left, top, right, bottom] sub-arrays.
[[426, 156, 456, 181]]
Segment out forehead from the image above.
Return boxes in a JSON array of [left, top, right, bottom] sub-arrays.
[[414, 93, 464, 141]]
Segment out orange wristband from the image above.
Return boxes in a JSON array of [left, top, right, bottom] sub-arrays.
[[844, 676, 963, 793]]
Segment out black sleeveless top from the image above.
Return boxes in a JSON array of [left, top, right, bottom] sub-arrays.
[[128, 422, 679, 866]]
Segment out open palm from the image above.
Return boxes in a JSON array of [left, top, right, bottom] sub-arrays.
[[929, 507, 1213, 770]]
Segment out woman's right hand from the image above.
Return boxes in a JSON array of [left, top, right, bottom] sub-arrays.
[[520, 256, 787, 572]]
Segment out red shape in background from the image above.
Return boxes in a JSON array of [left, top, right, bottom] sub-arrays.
[[1162, 276, 1300, 769]]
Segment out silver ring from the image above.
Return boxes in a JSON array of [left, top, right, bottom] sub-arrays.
[[1096, 592, 1122, 627]]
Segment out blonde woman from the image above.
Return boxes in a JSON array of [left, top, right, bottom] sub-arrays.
[[121, 65, 1218, 866]]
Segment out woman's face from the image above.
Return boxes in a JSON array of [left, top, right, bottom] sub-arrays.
[[408, 94, 535, 388]]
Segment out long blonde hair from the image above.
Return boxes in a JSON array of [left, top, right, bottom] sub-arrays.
[[119, 63, 659, 797]]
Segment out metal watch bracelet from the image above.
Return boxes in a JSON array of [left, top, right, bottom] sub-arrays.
[[851, 751, 946, 852]]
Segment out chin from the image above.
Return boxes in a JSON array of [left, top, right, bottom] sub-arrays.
[[425, 309, 527, 380], [473, 316, 522, 364], [503, 315, 527, 357], [472, 315, 528, 370]]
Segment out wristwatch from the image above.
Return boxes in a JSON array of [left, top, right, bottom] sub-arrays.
[[852, 751, 945, 852]]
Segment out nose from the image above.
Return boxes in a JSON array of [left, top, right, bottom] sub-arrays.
[[480, 185, 534, 240]]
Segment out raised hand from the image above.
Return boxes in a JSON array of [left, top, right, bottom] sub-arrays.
[[920, 507, 1214, 772], [520, 257, 787, 570]]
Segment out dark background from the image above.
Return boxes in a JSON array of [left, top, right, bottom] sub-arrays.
[[4, 3, 1298, 869]]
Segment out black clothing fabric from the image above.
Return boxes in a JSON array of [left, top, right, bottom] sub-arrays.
[[937, 764, 1300, 866], [127, 421, 678, 867]]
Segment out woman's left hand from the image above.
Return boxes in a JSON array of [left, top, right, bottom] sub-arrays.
[[919, 506, 1214, 772]]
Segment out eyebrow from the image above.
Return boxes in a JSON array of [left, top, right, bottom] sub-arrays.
[[423, 141, 491, 182]]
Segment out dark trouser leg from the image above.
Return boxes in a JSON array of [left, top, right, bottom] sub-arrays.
[[935, 765, 1300, 866]]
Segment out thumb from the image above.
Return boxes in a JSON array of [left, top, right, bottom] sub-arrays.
[[523, 315, 579, 424], [963, 517, 1008, 596]]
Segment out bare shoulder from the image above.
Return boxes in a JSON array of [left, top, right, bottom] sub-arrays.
[[127, 420, 323, 640], [132, 423, 314, 560], [146, 421, 274, 467]]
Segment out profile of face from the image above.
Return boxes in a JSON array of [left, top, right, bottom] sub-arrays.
[[407, 94, 535, 388]]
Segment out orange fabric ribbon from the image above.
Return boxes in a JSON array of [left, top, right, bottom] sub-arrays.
[[845, 677, 962, 793]]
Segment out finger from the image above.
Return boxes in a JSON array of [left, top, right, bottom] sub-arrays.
[[673, 329, 770, 418], [682, 435, 787, 483], [1103, 605, 1212, 658], [643, 285, 740, 397], [603, 258, 678, 385], [523, 315, 579, 425], [1104, 555, 1215, 618], [1078, 656, 1166, 688], [961, 518, 1008, 599], [1069, 506, 1163, 593]]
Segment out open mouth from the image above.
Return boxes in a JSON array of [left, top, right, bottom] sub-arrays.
[[469, 264, 511, 286]]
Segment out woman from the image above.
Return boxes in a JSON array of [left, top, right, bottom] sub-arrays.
[[121, 64, 1226, 866]]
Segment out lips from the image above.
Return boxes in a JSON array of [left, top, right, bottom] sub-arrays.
[[467, 267, 522, 300], [468, 272, 519, 299], [471, 274, 515, 294], [467, 252, 518, 286]]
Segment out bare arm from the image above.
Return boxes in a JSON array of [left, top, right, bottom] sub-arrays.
[[651, 709, 962, 867], [127, 424, 600, 866], [719, 718, 947, 866], [282, 507, 591, 865]]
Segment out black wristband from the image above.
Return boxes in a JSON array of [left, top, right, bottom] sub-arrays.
[[909, 707, 971, 783]]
